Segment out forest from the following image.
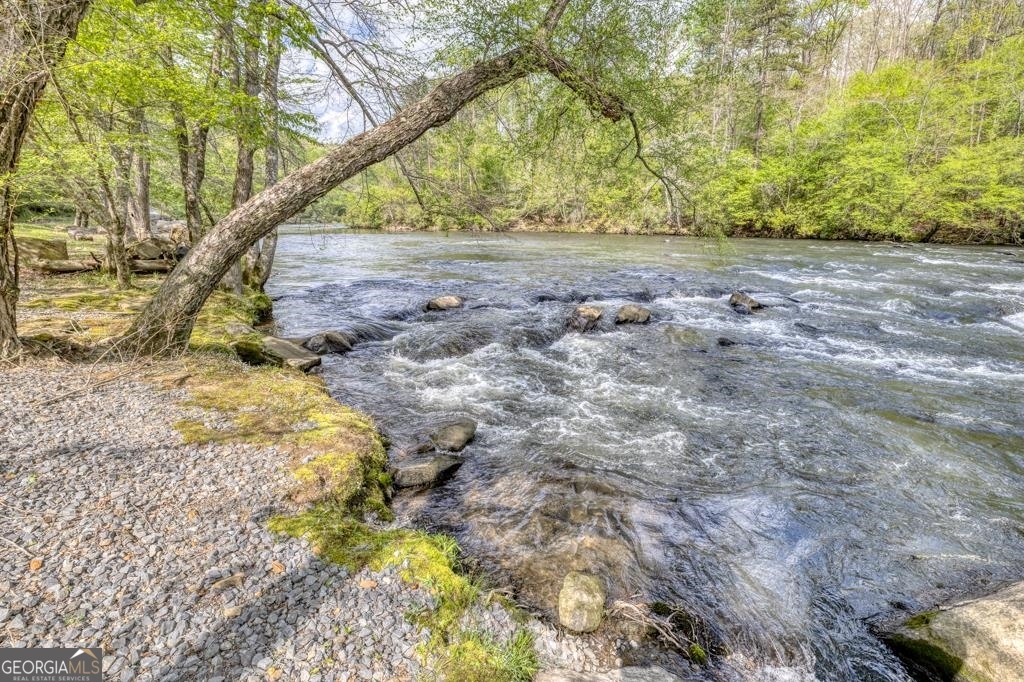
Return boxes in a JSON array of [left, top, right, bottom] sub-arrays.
[[10, 0, 1024, 247]]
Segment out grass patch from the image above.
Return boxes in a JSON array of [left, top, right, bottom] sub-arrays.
[[428, 629, 538, 682]]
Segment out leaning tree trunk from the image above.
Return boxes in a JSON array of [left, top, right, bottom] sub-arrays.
[[124, 48, 537, 353], [124, 1, 631, 355], [0, 0, 93, 359]]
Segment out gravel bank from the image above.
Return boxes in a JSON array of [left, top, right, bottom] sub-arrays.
[[0, 361, 434, 681], [0, 360, 619, 680]]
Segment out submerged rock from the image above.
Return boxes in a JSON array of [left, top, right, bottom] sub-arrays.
[[391, 454, 464, 488], [567, 305, 604, 332], [729, 291, 762, 314], [882, 582, 1024, 682], [717, 337, 737, 347], [535, 668, 685, 682], [558, 571, 606, 633], [425, 295, 464, 311], [430, 418, 477, 452], [615, 304, 651, 325], [234, 337, 322, 373], [304, 330, 355, 355]]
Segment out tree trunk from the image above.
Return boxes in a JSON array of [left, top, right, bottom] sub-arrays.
[[243, 19, 281, 290], [0, 0, 92, 358], [125, 47, 537, 353], [127, 108, 151, 242]]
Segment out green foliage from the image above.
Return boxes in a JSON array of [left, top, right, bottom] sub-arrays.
[[326, 2, 1024, 244]]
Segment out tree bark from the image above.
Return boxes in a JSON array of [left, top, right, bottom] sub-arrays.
[[127, 107, 151, 242], [0, 0, 92, 358], [243, 18, 281, 290], [125, 47, 537, 353]]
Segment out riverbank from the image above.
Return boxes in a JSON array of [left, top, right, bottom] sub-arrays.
[[336, 219, 1024, 245], [0, 259, 634, 680]]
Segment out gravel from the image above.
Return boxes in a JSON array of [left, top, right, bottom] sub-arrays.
[[0, 361, 432, 681], [0, 360, 617, 680]]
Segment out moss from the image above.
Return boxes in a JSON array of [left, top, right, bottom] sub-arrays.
[[688, 643, 708, 666], [269, 505, 534, 680], [884, 633, 967, 682], [904, 611, 937, 629], [169, 359, 387, 511]]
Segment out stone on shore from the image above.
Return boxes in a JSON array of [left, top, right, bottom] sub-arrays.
[[127, 236, 176, 261], [615, 304, 651, 325], [535, 667, 685, 682], [19, 237, 68, 262], [425, 295, 464, 311], [729, 291, 762, 314], [391, 454, 464, 488], [558, 571, 605, 633], [430, 418, 477, 452], [882, 582, 1024, 682], [567, 305, 604, 332], [233, 337, 322, 372]]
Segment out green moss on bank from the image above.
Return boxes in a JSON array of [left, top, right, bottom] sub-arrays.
[[268, 506, 538, 682], [170, 359, 388, 513]]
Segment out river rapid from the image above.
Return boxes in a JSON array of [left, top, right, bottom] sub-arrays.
[[267, 229, 1024, 681]]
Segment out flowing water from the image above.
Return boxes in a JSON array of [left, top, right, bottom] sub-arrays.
[[267, 229, 1024, 681]]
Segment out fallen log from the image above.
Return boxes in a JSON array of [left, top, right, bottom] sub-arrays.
[[130, 259, 173, 273], [34, 259, 100, 274]]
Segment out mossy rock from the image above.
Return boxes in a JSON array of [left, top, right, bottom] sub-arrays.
[[882, 583, 1024, 682]]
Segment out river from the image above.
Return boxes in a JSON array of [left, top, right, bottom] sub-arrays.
[[267, 228, 1024, 681]]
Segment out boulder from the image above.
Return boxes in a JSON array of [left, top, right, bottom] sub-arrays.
[[558, 571, 605, 633], [425, 295, 464, 311], [303, 331, 355, 355], [567, 305, 604, 332], [615, 304, 651, 325], [882, 582, 1024, 682], [430, 418, 477, 452], [535, 668, 685, 682], [392, 454, 464, 488], [233, 337, 322, 372], [127, 237, 175, 261], [728, 291, 762, 314], [19, 237, 68, 261]]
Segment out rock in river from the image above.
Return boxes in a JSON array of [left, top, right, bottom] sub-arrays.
[[615, 304, 651, 325], [392, 454, 464, 488], [567, 305, 604, 332], [881, 581, 1024, 682], [729, 291, 762, 314], [425, 295, 464, 311], [558, 571, 605, 633], [430, 418, 477, 452], [303, 330, 355, 355]]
